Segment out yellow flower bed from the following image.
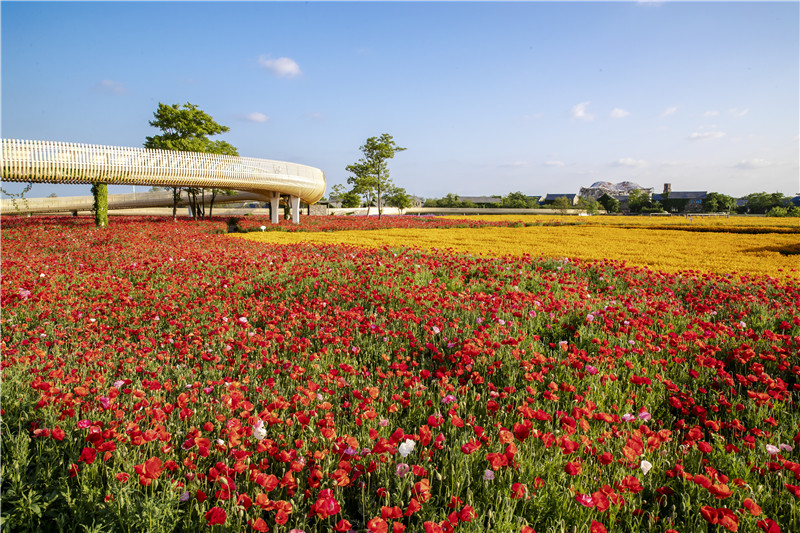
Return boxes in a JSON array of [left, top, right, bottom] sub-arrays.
[[442, 213, 800, 230], [235, 223, 799, 279]]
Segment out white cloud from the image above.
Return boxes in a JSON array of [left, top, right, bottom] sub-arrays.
[[305, 112, 326, 121], [659, 160, 682, 167], [729, 108, 749, 118], [544, 160, 565, 167], [660, 106, 678, 117], [500, 161, 528, 168], [703, 110, 719, 118], [243, 112, 269, 123], [92, 79, 127, 95], [689, 130, 726, 141], [734, 158, 773, 169], [258, 55, 302, 78], [571, 101, 595, 121], [610, 107, 629, 119], [612, 157, 647, 167]]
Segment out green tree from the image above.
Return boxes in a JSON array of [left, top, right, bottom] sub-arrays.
[[345, 161, 375, 213], [438, 194, 462, 208], [577, 196, 599, 215], [627, 189, 651, 213], [346, 134, 406, 220], [702, 192, 736, 213], [501, 191, 533, 209], [330, 184, 362, 209], [598, 193, 620, 213], [744, 192, 786, 214], [385, 186, 412, 212], [144, 102, 238, 221], [552, 196, 572, 215]]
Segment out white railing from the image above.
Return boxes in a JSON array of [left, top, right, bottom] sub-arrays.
[[0, 139, 326, 204]]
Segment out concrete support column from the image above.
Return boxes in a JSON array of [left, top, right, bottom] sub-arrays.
[[290, 195, 300, 224], [270, 192, 280, 224]]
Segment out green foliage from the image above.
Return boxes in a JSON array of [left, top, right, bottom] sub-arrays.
[[576, 196, 599, 215], [597, 193, 619, 213], [641, 203, 665, 214], [384, 186, 412, 211], [331, 183, 364, 209], [745, 192, 787, 214], [429, 193, 476, 208], [500, 191, 534, 209], [340, 192, 362, 209], [0, 182, 33, 213], [598, 193, 619, 213], [345, 134, 406, 220], [551, 196, 572, 214], [766, 205, 800, 217], [702, 192, 736, 213], [144, 103, 238, 156], [144, 102, 239, 220], [628, 189, 661, 213], [91, 182, 108, 228]]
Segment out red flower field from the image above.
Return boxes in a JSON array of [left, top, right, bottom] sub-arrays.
[[1, 215, 798, 532]]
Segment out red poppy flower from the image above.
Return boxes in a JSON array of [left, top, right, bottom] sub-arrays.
[[204, 506, 226, 526], [79, 447, 97, 465], [367, 517, 389, 533], [564, 461, 582, 476], [251, 517, 268, 532], [590, 521, 607, 533], [756, 518, 781, 533], [335, 519, 353, 532], [511, 482, 527, 499], [310, 489, 341, 519]]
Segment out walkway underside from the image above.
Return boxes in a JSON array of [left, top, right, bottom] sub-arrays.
[[1, 190, 280, 214], [1, 139, 326, 223]]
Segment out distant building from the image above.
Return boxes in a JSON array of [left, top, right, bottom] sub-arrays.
[[653, 183, 707, 213], [459, 195, 502, 207], [581, 181, 652, 213], [543, 193, 578, 205]]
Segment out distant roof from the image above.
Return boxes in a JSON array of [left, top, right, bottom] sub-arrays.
[[653, 191, 707, 200], [544, 193, 576, 200], [459, 196, 501, 204]]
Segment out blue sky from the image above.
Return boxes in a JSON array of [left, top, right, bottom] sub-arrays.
[[2, 1, 798, 200]]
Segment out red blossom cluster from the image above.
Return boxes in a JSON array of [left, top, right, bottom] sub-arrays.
[[1, 215, 798, 532]]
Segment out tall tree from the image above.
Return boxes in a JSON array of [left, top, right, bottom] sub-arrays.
[[552, 196, 572, 215], [627, 189, 651, 213], [598, 193, 620, 213], [501, 191, 534, 209], [702, 192, 736, 213], [346, 134, 406, 220], [744, 192, 786, 214], [345, 161, 375, 215], [385, 186, 412, 212], [144, 102, 238, 221]]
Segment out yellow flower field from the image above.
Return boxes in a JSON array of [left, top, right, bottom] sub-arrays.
[[442, 213, 800, 230], [235, 217, 799, 279]]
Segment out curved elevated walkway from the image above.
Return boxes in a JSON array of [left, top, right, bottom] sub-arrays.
[[1, 138, 326, 223]]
